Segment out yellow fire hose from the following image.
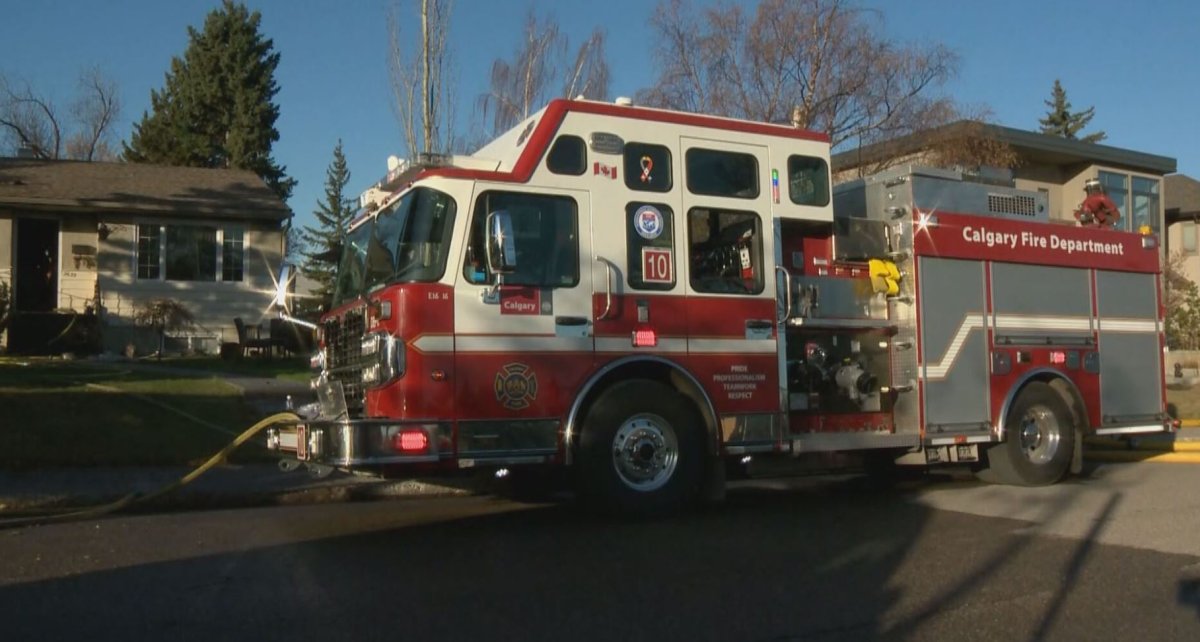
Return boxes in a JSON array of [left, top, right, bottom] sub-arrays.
[[0, 412, 300, 530]]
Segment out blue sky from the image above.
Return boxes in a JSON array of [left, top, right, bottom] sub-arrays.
[[3, 0, 1198, 233]]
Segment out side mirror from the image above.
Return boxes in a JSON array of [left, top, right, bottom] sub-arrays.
[[486, 210, 517, 276]]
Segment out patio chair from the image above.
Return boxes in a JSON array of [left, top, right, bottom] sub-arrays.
[[234, 317, 274, 358]]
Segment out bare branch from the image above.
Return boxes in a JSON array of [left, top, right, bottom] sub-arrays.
[[388, 0, 454, 158], [641, 0, 963, 150]]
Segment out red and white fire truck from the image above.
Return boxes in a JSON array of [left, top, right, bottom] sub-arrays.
[[267, 98, 1172, 511]]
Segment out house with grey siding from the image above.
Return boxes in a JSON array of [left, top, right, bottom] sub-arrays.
[[0, 157, 291, 354]]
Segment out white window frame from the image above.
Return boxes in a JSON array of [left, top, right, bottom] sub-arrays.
[[134, 222, 246, 283]]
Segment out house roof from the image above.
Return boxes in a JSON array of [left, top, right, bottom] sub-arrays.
[[0, 158, 291, 222], [832, 120, 1177, 176], [1166, 174, 1200, 220]]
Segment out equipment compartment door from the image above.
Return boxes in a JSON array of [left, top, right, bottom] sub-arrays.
[[1095, 270, 1162, 423], [919, 257, 990, 433]]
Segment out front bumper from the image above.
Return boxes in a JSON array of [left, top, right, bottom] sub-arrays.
[[264, 374, 450, 467], [265, 418, 452, 466]]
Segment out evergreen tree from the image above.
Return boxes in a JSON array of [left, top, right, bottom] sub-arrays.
[[299, 140, 355, 311], [123, 1, 295, 200], [1038, 79, 1106, 144]]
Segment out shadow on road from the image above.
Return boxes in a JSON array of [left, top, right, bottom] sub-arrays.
[[0, 474, 1190, 640]]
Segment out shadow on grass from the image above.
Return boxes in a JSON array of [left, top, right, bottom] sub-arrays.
[[0, 361, 273, 468]]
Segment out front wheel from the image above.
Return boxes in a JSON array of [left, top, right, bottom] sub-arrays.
[[577, 380, 705, 514], [977, 382, 1075, 486]]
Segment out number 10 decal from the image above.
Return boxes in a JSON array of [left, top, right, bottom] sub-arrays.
[[642, 247, 674, 284]]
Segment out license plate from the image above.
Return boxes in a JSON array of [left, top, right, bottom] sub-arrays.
[[296, 425, 308, 460]]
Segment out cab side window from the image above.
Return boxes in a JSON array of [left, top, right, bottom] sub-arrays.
[[463, 191, 579, 288], [686, 148, 759, 199], [687, 208, 763, 295], [547, 135, 587, 175], [788, 155, 830, 206]]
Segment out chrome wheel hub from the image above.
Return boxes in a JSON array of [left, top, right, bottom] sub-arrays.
[[611, 414, 679, 492], [1018, 404, 1061, 465]]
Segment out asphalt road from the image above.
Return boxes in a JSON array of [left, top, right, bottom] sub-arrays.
[[2, 463, 1199, 641]]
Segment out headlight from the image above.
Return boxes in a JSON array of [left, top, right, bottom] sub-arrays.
[[362, 332, 405, 388]]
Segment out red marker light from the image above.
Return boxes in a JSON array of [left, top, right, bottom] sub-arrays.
[[632, 328, 658, 347], [1049, 351, 1067, 365], [394, 429, 429, 453]]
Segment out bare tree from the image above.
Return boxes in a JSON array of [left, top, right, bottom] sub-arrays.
[[638, 0, 958, 149], [388, 0, 456, 158], [0, 67, 121, 161], [478, 11, 610, 138], [66, 67, 121, 161], [0, 76, 62, 159]]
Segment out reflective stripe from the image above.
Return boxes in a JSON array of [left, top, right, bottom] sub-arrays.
[[1098, 319, 1159, 333], [411, 334, 454, 353], [456, 336, 592, 353], [925, 314, 985, 379], [596, 337, 688, 353], [993, 314, 1091, 331], [688, 338, 778, 354]]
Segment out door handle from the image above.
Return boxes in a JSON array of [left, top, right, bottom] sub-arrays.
[[594, 256, 616, 321], [556, 316, 588, 326], [746, 319, 773, 330]]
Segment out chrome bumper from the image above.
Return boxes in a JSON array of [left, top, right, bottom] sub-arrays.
[[265, 418, 452, 466]]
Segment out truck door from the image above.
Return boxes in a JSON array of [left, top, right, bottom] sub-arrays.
[[452, 186, 594, 461], [677, 137, 780, 421]]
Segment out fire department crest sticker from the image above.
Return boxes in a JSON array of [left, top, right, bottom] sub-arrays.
[[495, 363, 538, 410]]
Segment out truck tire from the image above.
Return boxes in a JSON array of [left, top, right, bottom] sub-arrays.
[[978, 382, 1075, 486], [577, 380, 705, 514]]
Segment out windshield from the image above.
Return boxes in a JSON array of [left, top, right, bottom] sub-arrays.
[[332, 187, 457, 306], [332, 224, 372, 307]]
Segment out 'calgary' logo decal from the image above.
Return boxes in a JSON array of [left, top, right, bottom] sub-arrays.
[[495, 363, 538, 410]]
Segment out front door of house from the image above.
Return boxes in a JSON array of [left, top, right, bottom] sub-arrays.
[[15, 217, 58, 312]]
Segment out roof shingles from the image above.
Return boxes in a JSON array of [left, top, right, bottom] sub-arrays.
[[0, 158, 291, 222]]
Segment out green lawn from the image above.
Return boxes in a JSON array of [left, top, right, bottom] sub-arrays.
[[0, 358, 305, 468]]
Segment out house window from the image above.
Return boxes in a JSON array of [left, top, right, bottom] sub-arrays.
[[137, 224, 245, 282], [137, 225, 161, 279], [1098, 171, 1130, 230], [1183, 221, 1197, 254], [1132, 176, 1161, 235], [223, 226, 245, 281]]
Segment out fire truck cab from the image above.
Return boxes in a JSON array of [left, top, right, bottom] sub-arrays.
[[268, 98, 1170, 512]]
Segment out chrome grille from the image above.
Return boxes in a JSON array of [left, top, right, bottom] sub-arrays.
[[323, 309, 367, 415]]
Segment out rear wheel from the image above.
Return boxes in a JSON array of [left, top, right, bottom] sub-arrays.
[[977, 382, 1075, 486], [577, 380, 705, 514]]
